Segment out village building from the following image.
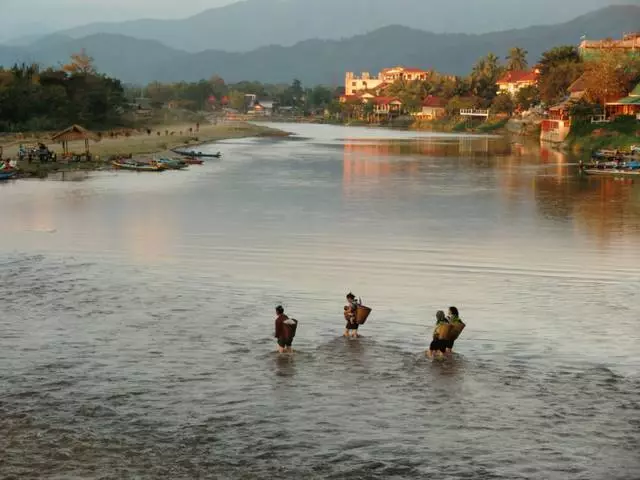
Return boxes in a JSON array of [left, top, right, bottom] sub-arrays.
[[605, 83, 640, 120], [579, 32, 640, 60], [496, 70, 539, 96], [372, 97, 404, 118], [345, 66, 430, 96], [541, 75, 587, 143], [413, 96, 447, 120]]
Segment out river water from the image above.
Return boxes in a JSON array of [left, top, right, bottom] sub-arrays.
[[1, 123, 639, 479]]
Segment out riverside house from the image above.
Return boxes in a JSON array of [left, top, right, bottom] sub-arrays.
[[414, 96, 447, 120], [496, 70, 539, 96], [606, 83, 640, 120], [541, 75, 587, 143]]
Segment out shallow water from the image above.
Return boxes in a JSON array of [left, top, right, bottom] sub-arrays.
[[1, 123, 639, 479]]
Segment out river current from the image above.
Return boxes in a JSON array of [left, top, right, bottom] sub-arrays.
[[1, 124, 639, 479]]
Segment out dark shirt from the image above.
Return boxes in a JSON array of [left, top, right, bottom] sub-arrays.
[[275, 314, 289, 339]]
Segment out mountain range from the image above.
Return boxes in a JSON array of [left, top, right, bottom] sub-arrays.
[[0, 5, 638, 86], [33, 0, 631, 53]]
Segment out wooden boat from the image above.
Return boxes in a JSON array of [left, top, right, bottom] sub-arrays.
[[0, 170, 17, 180], [583, 168, 640, 177], [182, 157, 204, 165], [157, 158, 188, 170], [172, 148, 222, 158], [112, 160, 166, 172]]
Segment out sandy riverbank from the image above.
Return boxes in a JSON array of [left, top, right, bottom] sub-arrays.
[[0, 121, 289, 163]]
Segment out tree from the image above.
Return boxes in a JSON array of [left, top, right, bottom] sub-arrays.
[[515, 85, 540, 110], [491, 93, 515, 115], [506, 47, 528, 71], [62, 50, 96, 75], [582, 51, 638, 107], [471, 53, 503, 104], [227, 90, 246, 112], [536, 45, 583, 104]]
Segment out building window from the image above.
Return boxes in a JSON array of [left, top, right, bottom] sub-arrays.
[[352, 82, 356, 87]]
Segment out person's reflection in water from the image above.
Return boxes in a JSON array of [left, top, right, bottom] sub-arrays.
[[274, 353, 296, 378]]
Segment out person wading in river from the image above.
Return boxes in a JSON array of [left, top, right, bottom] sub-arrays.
[[344, 293, 361, 338], [428, 310, 450, 359], [274, 305, 297, 353], [445, 306, 464, 354]]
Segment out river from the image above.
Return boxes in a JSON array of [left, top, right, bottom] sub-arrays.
[[1, 123, 639, 479]]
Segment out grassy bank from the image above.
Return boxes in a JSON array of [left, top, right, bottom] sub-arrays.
[[412, 116, 509, 134], [2, 121, 289, 176], [565, 116, 639, 153]]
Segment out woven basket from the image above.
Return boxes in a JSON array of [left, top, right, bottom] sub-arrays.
[[355, 305, 372, 325]]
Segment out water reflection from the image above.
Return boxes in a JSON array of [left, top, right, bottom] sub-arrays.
[[340, 134, 640, 245]]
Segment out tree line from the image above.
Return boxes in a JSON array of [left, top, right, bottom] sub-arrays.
[[1, 45, 638, 132], [0, 52, 126, 132]]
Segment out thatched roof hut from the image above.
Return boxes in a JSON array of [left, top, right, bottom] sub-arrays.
[[51, 124, 100, 154]]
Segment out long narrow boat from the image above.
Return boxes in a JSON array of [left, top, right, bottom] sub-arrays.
[[182, 157, 204, 165], [583, 168, 640, 177], [0, 170, 17, 180], [112, 160, 166, 172], [157, 158, 188, 170], [172, 148, 222, 158]]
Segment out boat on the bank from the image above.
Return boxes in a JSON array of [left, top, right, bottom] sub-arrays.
[[182, 157, 204, 165], [157, 157, 188, 170], [172, 148, 222, 158], [0, 170, 17, 180], [112, 159, 166, 172]]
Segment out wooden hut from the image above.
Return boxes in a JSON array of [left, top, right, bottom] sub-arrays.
[[51, 124, 100, 155]]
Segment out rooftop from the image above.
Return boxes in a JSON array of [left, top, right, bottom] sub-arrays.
[[497, 70, 538, 85]]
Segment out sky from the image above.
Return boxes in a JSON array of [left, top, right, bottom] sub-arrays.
[[0, 0, 237, 39], [0, 0, 630, 42]]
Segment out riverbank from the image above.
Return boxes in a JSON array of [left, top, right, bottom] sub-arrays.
[[564, 116, 639, 153], [1, 121, 289, 176]]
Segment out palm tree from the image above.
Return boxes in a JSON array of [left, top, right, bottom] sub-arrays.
[[506, 47, 529, 71]]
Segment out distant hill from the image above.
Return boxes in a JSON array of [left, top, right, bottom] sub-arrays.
[[1, 6, 638, 85], [41, 0, 632, 52]]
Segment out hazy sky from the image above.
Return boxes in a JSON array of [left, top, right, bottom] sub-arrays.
[[0, 0, 237, 38], [0, 0, 630, 41]]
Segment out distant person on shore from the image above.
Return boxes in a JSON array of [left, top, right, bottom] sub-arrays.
[[428, 310, 450, 359], [344, 292, 361, 338], [274, 305, 297, 353], [445, 306, 465, 354]]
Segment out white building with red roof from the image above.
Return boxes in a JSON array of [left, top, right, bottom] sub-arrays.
[[496, 70, 539, 96]]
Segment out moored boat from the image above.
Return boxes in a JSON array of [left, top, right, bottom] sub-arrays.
[[172, 148, 222, 158], [157, 157, 188, 169], [583, 168, 640, 177], [0, 170, 17, 180], [112, 159, 166, 172], [182, 157, 204, 165]]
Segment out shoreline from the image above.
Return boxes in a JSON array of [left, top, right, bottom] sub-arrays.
[[1, 121, 290, 177]]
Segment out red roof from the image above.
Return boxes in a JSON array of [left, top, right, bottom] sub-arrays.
[[497, 70, 538, 85], [340, 94, 363, 102], [403, 67, 428, 74], [374, 96, 402, 105], [422, 96, 446, 108]]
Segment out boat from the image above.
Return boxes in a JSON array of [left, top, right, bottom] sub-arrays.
[[157, 157, 188, 170], [172, 148, 222, 158], [0, 170, 17, 180], [112, 159, 166, 172], [583, 168, 640, 177], [182, 157, 204, 165]]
